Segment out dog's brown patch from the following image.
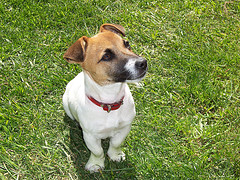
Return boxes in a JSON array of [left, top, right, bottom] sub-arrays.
[[64, 24, 138, 85]]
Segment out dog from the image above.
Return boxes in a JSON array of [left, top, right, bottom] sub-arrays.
[[63, 23, 147, 172]]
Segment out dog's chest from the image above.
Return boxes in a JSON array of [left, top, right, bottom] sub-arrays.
[[79, 105, 135, 138], [95, 115, 125, 135]]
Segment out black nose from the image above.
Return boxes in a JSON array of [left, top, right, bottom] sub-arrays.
[[135, 59, 147, 70]]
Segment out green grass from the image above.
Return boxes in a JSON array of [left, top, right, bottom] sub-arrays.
[[1, 0, 239, 179]]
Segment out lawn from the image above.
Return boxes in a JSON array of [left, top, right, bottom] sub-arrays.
[[0, 0, 239, 179]]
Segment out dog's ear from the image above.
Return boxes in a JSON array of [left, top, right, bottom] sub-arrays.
[[100, 23, 125, 37], [63, 36, 88, 63]]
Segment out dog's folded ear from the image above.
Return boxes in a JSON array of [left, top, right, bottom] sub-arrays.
[[100, 23, 125, 37], [63, 36, 88, 63]]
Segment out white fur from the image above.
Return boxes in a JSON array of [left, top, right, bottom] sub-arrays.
[[124, 59, 137, 76], [63, 71, 136, 173], [124, 58, 147, 83]]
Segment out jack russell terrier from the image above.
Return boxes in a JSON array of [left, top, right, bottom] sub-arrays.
[[63, 23, 147, 173]]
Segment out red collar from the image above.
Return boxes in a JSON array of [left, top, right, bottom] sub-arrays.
[[87, 96, 124, 113]]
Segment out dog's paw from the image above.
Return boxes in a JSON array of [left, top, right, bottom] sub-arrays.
[[85, 162, 104, 173], [85, 155, 105, 173], [108, 150, 126, 162]]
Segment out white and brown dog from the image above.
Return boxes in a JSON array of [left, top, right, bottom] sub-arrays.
[[63, 24, 147, 172]]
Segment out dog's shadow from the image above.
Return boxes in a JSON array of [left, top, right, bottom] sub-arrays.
[[63, 115, 137, 179]]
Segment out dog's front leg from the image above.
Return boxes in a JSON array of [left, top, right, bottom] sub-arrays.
[[107, 125, 131, 162], [83, 131, 105, 173]]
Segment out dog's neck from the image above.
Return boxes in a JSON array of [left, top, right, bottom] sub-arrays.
[[84, 71, 126, 103]]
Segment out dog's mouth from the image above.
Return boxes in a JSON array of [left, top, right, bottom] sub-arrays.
[[125, 68, 148, 83], [125, 58, 148, 82]]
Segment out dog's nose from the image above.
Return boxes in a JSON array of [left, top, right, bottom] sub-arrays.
[[135, 59, 147, 70]]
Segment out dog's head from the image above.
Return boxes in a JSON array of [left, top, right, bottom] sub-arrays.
[[64, 23, 147, 85]]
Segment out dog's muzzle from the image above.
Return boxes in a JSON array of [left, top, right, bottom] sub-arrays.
[[125, 58, 148, 80], [111, 57, 148, 83]]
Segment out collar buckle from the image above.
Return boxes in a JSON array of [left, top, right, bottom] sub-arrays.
[[88, 96, 124, 113], [107, 105, 112, 113]]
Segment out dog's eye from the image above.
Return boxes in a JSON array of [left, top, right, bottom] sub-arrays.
[[124, 40, 131, 50], [101, 53, 112, 61], [100, 49, 115, 62]]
